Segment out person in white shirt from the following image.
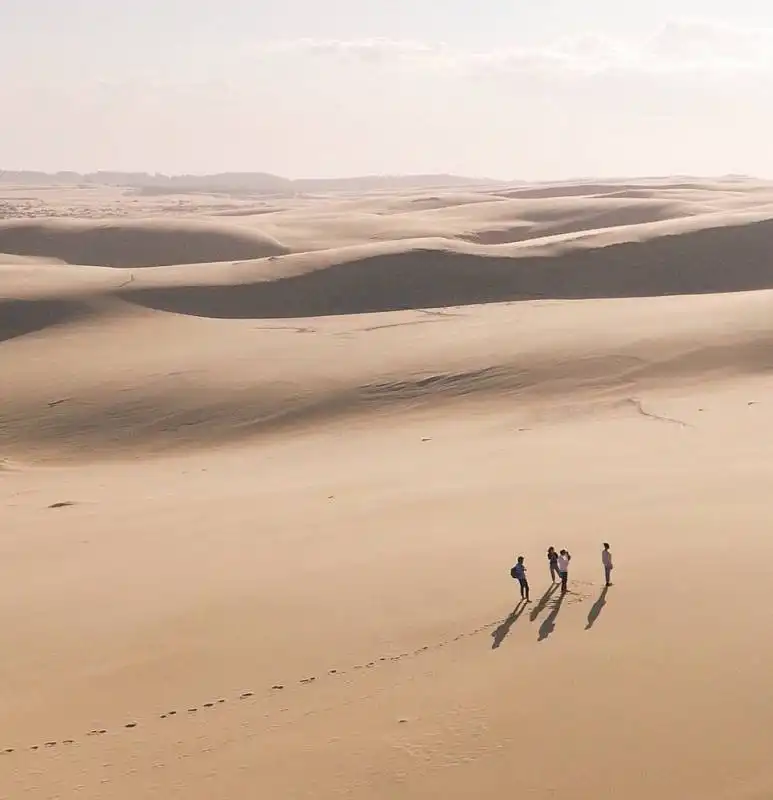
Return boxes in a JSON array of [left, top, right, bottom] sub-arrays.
[[602, 542, 613, 586], [557, 549, 571, 593]]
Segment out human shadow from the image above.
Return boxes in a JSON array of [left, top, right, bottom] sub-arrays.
[[491, 600, 527, 649], [585, 586, 610, 630], [537, 591, 566, 642], [529, 583, 559, 622]]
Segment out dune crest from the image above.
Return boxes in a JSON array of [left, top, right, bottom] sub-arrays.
[[0, 218, 289, 268]]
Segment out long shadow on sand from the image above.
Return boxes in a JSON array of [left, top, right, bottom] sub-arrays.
[[537, 591, 567, 642], [529, 583, 559, 622], [491, 600, 528, 649], [585, 586, 610, 630]]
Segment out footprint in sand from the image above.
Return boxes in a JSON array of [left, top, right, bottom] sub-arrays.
[[1, 609, 530, 758]]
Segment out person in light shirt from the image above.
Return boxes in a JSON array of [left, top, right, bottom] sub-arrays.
[[602, 542, 614, 586], [556, 549, 571, 593]]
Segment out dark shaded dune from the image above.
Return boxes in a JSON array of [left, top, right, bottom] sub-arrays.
[[465, 203, 696, 245], [496, 184, 647, 200], [119, 217, 773, 319], [0, 219, 289, 268], [496, 182, 715, 200], [403, 194, 503, 211], [600, 188, 755, 201], [0, 298, 97, 343], [601, 189, 693, 200], [211, 207, 282, 217]]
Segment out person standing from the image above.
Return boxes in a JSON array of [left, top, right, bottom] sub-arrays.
[[557, 549, 571, 593], [602, 542, 613, 586], [547, 546, 559, 583], [512, 556, 530, 602]]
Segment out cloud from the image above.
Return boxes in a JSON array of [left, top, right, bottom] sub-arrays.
[[258, 19, 773, 77], [261, 37, 439, 64], [645, 18, 769, 64]]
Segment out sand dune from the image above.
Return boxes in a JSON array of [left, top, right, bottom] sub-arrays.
[[3, 178, 773, 800], [0, 253, 66, 265], [92, 212, 773, 320], [4, 289, 773, 460], [495, 181, 653, 199], [227, 181, 773, 251], [402, 195, 708, 244], [0, 218, 289, 267], [492, 176, 764, 199]]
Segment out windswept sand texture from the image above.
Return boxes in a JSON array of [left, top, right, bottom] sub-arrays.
[[2, 176, 773, 799]]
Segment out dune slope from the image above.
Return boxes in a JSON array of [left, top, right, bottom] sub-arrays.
[[0, 296, 102, 343], [0, 218, 289, 267], [105, 212, 773, 319]]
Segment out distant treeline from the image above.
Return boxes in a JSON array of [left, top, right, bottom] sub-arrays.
[[0, 170, 502, 195]]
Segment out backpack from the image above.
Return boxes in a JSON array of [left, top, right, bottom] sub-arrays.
[[510, 565, 519, 580]]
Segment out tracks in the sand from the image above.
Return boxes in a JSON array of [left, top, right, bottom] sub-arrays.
[[1, 583, 595, 757], [626, 397, 692, 427]]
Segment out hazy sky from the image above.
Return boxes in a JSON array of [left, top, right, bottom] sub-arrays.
[[2, 0, 773, 178]]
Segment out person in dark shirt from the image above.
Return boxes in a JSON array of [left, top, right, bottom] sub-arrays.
[[547, 546, 559, 583], [602, 542, 614, 586], [512, 556, 530, 602]]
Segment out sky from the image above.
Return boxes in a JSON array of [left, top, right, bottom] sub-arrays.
[[2, 0, 773, 179]]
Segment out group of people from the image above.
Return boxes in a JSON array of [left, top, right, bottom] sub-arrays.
[[510, 543, 613, 603]]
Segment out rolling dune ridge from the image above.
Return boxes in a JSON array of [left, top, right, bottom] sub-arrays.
[[0, 218, 290, 267]]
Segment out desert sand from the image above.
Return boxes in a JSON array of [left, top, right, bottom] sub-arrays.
[[2, 175, 773, 799]]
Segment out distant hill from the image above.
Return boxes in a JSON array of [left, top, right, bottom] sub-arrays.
[[0, 170, 503, 195]]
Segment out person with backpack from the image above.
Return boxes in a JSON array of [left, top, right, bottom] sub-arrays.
[[511, 556, 530, 602], [557, 549, 571, 593]]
